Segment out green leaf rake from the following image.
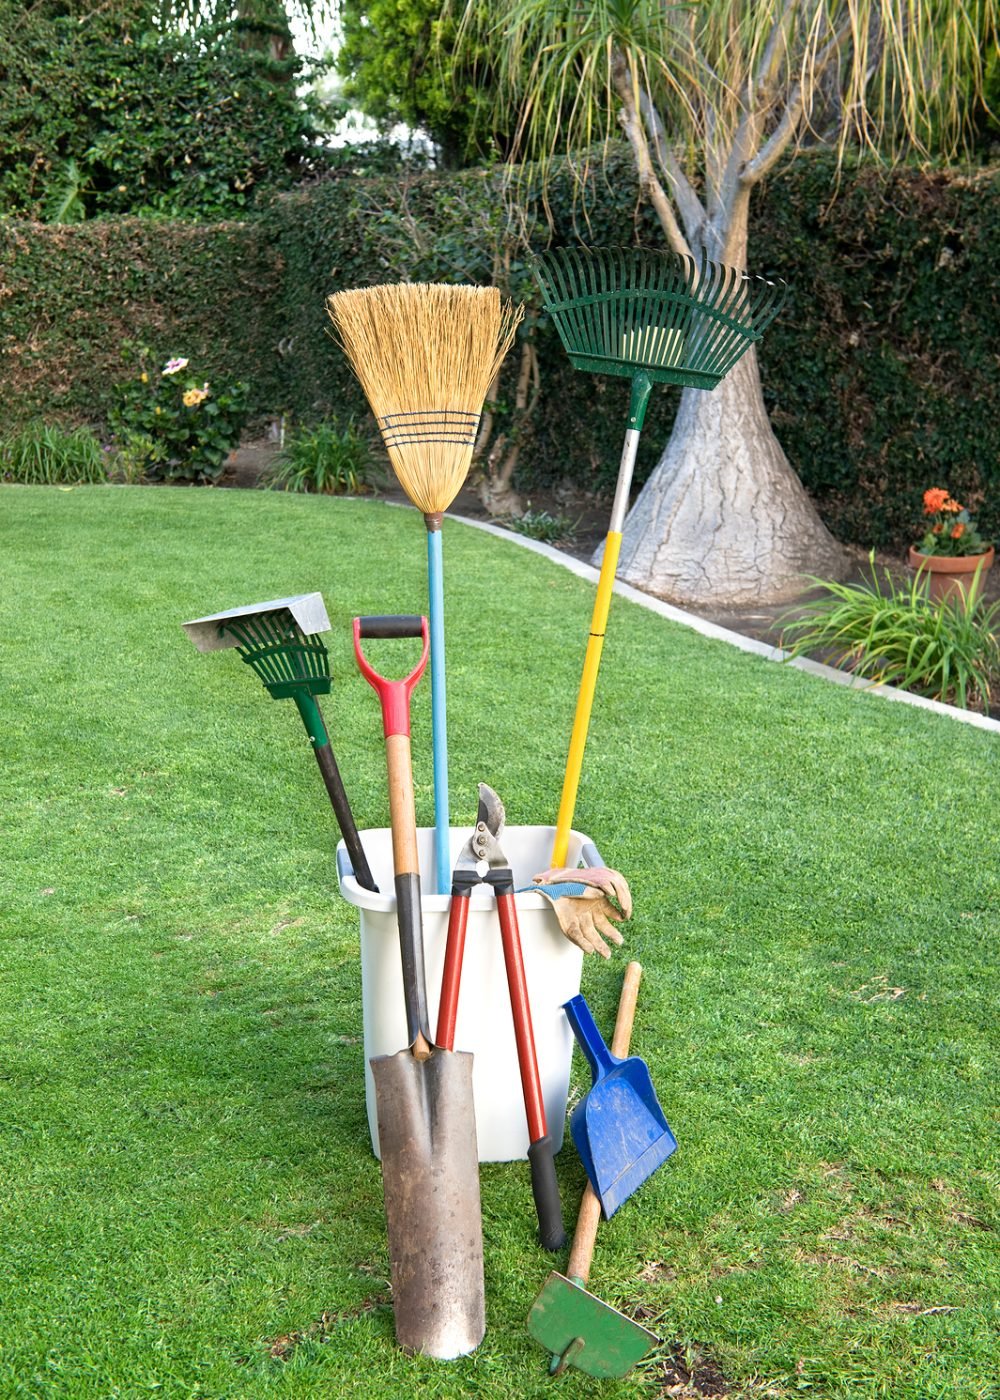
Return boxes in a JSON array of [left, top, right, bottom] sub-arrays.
[[532, 246, 787, 864], [182, 594, 378, 892]]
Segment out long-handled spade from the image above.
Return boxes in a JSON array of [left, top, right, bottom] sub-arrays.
[[527, 962, 659, 1379], [327, 282, 523, 894], [353, 613, 485, 1360], [182, 594, 377, 892], [532, 247, 787, 866]]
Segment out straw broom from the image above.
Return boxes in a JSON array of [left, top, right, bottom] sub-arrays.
[[327, 282, 523, 894]]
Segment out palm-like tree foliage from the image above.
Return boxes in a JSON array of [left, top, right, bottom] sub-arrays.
[[459, 0, 997, 606], [477, 0, 993, 263]]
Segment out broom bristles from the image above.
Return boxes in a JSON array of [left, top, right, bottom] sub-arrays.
[[326, 283, 523, 516]]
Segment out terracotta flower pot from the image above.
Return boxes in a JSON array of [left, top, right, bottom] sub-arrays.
[[908, 545, 995, 605]]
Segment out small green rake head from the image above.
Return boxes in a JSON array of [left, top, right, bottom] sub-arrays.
[[223, 612, 331, 701], [532, 246, 786, 391], [181, 594, 332, 701]]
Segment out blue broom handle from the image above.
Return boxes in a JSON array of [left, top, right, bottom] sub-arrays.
[[562, 993, 620, 1080], [427, 527, 450, 894]]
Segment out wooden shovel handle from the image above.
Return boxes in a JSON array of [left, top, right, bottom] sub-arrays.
[[566, 961, 642, 1283], [385, 734, 419, 873]]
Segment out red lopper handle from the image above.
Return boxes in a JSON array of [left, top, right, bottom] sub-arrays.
[[496, 889, 566, 1250], [496, 892, 547, 1141], [436, 892, 470, 1052]]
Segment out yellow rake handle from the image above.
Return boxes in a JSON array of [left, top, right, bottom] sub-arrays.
[[551, 530, 622, 867]]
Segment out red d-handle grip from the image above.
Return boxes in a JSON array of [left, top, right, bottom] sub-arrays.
[[353, 615, 429, 738]]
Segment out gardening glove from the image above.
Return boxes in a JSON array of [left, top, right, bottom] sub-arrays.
[[525, 868, 632, 959], [531, 865, 633, 920]]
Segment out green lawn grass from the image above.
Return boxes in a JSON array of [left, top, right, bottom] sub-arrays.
[[1, 484, 997, 1400]]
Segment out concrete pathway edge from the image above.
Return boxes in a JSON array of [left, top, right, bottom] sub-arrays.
[[451, 512, 1000, 736]]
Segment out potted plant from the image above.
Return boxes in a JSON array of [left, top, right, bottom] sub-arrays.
[[908, 487, 994, 604]]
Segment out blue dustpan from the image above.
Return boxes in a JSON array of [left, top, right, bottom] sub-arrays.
[[563, 993, 677, 1218]]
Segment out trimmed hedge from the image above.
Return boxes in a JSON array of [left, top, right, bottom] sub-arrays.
[[0, 219, 284, 427], [755, 160, 1000, 547], [1, 152, 998, 548], [262, 155, 680, 504]]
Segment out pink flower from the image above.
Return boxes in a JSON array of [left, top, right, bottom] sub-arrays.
[[162, 357, 189, 376]]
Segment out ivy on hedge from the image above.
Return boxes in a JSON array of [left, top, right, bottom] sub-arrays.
[[0, 219, 285, 427], [754, 158, 1000, 547], [1, 149, 997, 550], [0, 8, 329, 221]]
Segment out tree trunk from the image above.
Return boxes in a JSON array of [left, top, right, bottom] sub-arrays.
[[609, 342, 847, 607]]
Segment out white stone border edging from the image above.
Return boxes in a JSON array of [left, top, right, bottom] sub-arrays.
[[451, 511, 1000, 736]]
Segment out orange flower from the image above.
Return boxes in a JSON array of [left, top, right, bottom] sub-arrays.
[[923, 488, 949, 514], [951, 522, 965, 539], [942, 495, 963, 513]]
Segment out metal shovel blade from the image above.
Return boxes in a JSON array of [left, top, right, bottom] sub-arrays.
[[527, 1271, 657, 1378], [371, 1046, 485, 1359]]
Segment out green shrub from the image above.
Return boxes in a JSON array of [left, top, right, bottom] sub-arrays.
[[263, 420, 376, 495], [505, 506, 578, 545], [0, 7, 332, 222], [2, 154, 999, 547], [0, 219, 284, 432], [0, 422, 108, 484], [108, 431, 163, 485], [109, 348, 249, 484], [780, 554, 1000, 711]]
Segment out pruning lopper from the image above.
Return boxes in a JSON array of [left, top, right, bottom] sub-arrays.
[[436, 783, 566, 1252]]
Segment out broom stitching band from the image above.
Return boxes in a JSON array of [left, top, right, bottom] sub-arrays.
[[379, 409, 481, 449]]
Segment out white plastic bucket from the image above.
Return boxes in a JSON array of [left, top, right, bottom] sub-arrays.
[[336, 825, 592, 1162]]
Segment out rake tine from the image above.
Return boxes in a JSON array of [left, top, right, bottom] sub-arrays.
[[258, 614, 292, 684], [560, 248, 588, 358]]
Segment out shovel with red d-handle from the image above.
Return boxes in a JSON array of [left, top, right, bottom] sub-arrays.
[[436, 783, 566, 1252], [527, 962, 659, 1378], [353, 614, 485, 1359]]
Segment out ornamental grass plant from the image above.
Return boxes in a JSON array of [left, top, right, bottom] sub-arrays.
[[780, 553, 1000, 711], [264, 419, 377, 495], [0, 420, 108, 484]]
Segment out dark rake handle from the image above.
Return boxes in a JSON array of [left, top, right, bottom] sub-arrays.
[[311, 741, 378, 893]]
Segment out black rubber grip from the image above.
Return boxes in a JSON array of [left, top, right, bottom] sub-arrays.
[[356, 614, 424, 639], [394, 871, 431, 1047], [527, 1135, 566, 1252], [485, 867, 515, 898]]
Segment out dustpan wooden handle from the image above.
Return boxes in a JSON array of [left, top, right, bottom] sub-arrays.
[[567, 961, 642, 1284]]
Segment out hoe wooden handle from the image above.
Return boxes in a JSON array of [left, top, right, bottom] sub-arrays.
[[566, 961, 643, 1283]]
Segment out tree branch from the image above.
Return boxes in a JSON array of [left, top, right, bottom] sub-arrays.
[[739, 93, 803, 185], [741, 14, 856, 187], [634, 85, 705, 240], [611, 49, 691, 259], [753, 0, 796, 101]]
